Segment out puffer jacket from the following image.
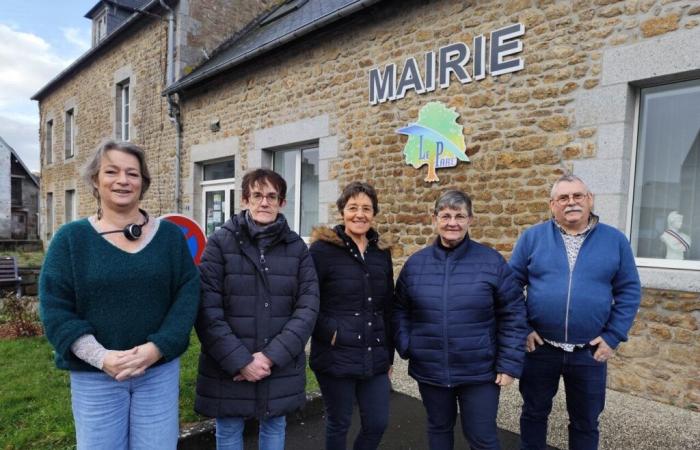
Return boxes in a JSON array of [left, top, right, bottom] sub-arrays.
[[195, 211, 319, 419], [392, 235, 527, 386], [309, 225, 394, 378]]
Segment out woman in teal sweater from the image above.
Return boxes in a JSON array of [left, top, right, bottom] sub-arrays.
[[39, 141, 200, 450]]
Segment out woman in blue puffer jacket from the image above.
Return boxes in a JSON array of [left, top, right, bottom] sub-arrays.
[[392, 190, 527, 450], [309, 182, 394, 450]]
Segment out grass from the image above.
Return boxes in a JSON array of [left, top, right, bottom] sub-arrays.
[[0, 251, 45, 267], [0, 332, 319, 449]]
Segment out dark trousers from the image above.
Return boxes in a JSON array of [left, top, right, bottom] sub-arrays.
[[418, 381, 501, 450], [519, 343, 607, 450], [316, 372, 390, 450]]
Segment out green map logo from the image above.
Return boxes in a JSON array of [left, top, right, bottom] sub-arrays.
[[397, 102, 469, 182]]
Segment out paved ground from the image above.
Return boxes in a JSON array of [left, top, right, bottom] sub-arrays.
[[179, 391, 559, 450], [179, 356, 700, 449]]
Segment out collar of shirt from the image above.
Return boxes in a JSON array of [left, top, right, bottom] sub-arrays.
[[553, 213, 598, 237]]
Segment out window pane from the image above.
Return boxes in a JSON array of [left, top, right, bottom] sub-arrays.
[[203, 159, 235, 181], [47, 193, 54, 240], [273, 150, 297, 226], [65, 110, 74, 158], [205, 190, 226, 235], [11, 178, 22, 206], [299, 148, 319, 237], [65, 190, 75, 222], [631, 79, 700, 262], [46, 120, 53, 164]]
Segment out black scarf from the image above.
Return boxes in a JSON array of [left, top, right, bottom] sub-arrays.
[[244, 210, 287, 251]]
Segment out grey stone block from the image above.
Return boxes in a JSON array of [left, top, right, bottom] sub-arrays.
[[573, 158, 629, 195], [602, 27, 700, 87], [254, 115, 329, 149], [575, 84, 634, 127]]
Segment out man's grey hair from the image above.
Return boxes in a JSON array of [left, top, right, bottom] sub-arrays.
[[550, 174, 590, 199], [433, 190, 473, 217], [82, 139, 151, 200]]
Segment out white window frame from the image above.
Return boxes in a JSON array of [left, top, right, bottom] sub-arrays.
[[200, 159, 236, 234], [93, 9, 108, 46], [65, 109, 75, 159], [271, 144, 319, 238], [46, 119, 53, 164], [46, 192, 54, 240], [626, 83, 700, 272], [65, 189, 76, 223], [117, 81, 130, 141], [201, 182, 235, 234]]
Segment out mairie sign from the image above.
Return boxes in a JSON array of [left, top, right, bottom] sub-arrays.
[[397, 101, 469, 183], [161, 214, 207, 265], [369, 23, 524, 105]]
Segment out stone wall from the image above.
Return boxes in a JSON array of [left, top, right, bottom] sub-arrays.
[[36, 1, 275, 232], [177, 0, 282, 77], [38, 17, 177, 232], [176, 0, 699, 408], [610, 288, 700, 411]]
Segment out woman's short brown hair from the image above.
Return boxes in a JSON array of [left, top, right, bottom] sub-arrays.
[[82, 140, 151, 199], [241, 168, 287, 201], [336, 182, 379, 215]]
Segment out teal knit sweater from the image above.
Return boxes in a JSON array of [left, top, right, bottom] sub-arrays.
[[39, 218, 200, 372]]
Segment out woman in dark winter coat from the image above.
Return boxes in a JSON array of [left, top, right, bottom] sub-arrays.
[[195, 169, 319, 450], [309, 181, 394, 450], [392, 190, 527, 450]]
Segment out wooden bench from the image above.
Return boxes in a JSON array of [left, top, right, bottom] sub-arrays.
[[0, 256, 22, 298]]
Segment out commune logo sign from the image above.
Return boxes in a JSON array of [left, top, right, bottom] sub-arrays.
[[397, 102, 468, 183]]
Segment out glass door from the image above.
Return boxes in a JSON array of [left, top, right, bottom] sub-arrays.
[[202, 184, 235, 236]]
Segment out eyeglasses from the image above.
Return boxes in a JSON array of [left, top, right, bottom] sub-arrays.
[[553, 192, 588, 206], [344, 206, 374, 215], [249, 192, 280, 205], [436, 213, 470, 224]]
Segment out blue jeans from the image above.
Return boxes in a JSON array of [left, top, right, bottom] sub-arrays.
[[70, 357, 180, 450], [215, 415, 286, 450], [316, 372, 390, 450], [418, 381, 501, 450], [519, 343, 607, 450]]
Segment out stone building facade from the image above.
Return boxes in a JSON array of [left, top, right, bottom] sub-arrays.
[[36, 0, 699, 410], [33, 0, 279, 239], [167, 0, 700, 410]]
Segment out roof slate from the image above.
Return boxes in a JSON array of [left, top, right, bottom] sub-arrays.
[[165, 0, 380, 94]]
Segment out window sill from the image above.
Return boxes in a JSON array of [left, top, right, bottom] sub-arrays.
[[637, 265, 700, 293]]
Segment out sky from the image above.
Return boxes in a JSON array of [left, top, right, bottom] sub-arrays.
[[1, 0, 96, 172]]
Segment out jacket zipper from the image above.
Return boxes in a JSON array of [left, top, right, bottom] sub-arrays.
[[563, 231, 591, 342], [442, 255, 451, 387]]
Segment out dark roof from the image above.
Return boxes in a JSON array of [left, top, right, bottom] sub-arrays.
[[32, 0, 165, 101], [85, 0, 151, 19], [0, 137, 39, 188], [165, 0, 381, 95]]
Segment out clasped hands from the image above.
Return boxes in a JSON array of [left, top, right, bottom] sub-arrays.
[[102, 342, 162, 381], [234, 352, 273, 382]]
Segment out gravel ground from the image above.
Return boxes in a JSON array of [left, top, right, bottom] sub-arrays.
[[390, 356, 700, 450]]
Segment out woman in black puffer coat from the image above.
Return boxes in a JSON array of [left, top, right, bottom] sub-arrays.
[[309, 182, 394, 450], [195, 169, 319, 450]]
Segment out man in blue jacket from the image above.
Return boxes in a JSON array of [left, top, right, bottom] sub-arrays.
[[510, 174, 641, 450]]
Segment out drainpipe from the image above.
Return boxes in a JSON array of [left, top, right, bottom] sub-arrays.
[[159, 0, 181, 212], [167, 94, 183, 213], [159, 0, 175, 85]]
